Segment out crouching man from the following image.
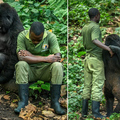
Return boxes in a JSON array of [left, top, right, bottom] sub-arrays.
[[14, 22, 66, 115]]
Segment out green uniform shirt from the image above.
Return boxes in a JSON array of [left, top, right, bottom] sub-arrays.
[[82, 21, 102, 60], [16, 30, 60, 66]]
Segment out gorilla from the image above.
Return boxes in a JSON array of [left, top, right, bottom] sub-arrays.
[[103, 34, 120, 117], [0, 3, 24, 84]]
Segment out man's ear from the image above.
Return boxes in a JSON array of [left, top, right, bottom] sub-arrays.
[[95, 14, 98, 19]]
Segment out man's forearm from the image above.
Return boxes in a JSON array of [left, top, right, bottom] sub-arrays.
[[93, 39, 114, 57], [18, 50, 61, 64], [93, 40, 111, 51], [18, 55, 48, 64]]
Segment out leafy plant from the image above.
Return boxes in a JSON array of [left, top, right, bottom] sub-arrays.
[[29, 81, 50, 99]]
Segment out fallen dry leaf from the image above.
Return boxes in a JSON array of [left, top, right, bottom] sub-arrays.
[[0, 94, 4, 100], [53, 116, 62, 120], [61, 85, 67, 97], [73, 36, 77, 40], [10, 102, 17, 108], [31, 117, 43, 120], [3, 95, 10, 100], [61, 115, 67, 120], [48, 107, 54, 112], [106, 27, 113, 34], [42, 110, 55, 117], [60, 58, 65, 63], [12, 99, 19, 103], [39, 115, 49, 120], [38, 115, 46, 119], [0, 0, 3, 3], [60, 98, 67, 109], [19, 104, 37, 119], [0, 99, 3, 103]]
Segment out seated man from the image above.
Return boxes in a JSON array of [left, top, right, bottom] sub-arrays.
[[14, 22, 66, 115]]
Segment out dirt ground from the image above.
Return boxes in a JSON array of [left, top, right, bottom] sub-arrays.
[[0, 85, 67, 120]]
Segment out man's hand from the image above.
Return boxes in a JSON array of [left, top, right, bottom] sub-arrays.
[[93, 40, 114, 57], [18, 50, 33, 57], [108, 48, 114, 57], [46, 54, 61, 63]]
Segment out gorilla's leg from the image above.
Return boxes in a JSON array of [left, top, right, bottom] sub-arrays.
[[0, 68, 14, 83], [0, 53, 8, 72], [104, 87, 114, 117], [114, 102, 120, 113], [0, 53, 15, 84], [113, 85, 120, 113]]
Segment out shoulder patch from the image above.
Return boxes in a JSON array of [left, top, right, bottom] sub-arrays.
[[43, 44, 49, 50]]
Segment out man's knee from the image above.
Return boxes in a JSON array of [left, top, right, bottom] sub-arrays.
[[52, 62, 63, 70], [50, 62, 63, 84], [15, 61, 28, 68], [15, 61, 29, 84]]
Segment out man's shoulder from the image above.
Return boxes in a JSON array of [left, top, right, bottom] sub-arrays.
[[19, 30, 29, 37], [46, 31, 57, 40], [84, 22, 100, 32], [90, 22, 99, 28], [46, 31, 56, 37]]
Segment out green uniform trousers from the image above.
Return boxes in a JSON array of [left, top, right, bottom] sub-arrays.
[[82, 55, 105, 101], [15, 61, 63, 84]]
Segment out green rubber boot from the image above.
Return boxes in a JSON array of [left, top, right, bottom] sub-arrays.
[[51, 84, 66, 115], [14, 84, 29, 113]]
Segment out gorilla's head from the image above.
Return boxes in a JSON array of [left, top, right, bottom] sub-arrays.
[[0, 3, 17, 34]]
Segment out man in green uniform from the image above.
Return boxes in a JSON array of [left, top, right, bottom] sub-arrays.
[[81, 8, 113, 118], [14, 22, 65, 115]]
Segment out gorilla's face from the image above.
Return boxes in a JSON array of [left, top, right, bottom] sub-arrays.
[[0, 3, 14, 34]]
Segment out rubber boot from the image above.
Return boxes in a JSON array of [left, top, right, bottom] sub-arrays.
[[51, 84, 66, 115], [92, 101, 105, 119], [82, 99, 88, 117], [14, 84, 29, 113]]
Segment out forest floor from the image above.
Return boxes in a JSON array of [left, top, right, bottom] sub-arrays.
[[0, 84, 67, 120]]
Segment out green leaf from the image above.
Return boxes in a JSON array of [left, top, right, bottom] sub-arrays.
[[41, 83, 50, 91], [111, 0, 115, 3], [37, 80, 44, 85], [24, 8, 29, 13], [45, 9, 51, 17], [77, 51, 86, 57], [31, 8, 39, 13], [34, 3, 40, 7]]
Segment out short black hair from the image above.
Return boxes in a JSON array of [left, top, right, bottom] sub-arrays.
[[30, 22, 44, 36], [88, 8, 99, 19]]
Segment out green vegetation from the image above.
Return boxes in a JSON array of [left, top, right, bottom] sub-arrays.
[[3, 0, 67, 96], [68, 0, 120, 119]]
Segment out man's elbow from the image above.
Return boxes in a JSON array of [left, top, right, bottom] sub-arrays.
[[92, 39, 97, 44]]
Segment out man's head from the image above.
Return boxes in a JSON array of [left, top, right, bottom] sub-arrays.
[[30, 22, 44, 45], [88, 8, 100, 23]]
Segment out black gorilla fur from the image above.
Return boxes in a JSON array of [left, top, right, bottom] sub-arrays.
[[103, 34, 120, 117], [0, 3, 24, 83]]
